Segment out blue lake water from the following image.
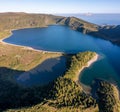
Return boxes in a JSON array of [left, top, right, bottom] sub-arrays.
[[16, 57, 66, 86], [3, 25, 120, 87]]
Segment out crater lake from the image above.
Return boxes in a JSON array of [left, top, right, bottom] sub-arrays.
[[3, 25, 120, 87]]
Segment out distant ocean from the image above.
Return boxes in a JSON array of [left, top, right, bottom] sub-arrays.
[[57, 14, 120, 25]]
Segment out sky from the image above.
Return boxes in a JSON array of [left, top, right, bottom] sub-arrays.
[[0, 0, 120, 14]]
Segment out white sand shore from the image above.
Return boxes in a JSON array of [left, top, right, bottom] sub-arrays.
[[0, 38, 43, 52], [74, 54, 99, 82], [73, 53, 99, 93], [0, 29, 62, 54]]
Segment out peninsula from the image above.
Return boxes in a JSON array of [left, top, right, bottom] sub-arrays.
[[0, 12, 120, 112]]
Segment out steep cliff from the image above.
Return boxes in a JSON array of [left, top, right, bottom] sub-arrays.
[[58, 17, 120, 45]]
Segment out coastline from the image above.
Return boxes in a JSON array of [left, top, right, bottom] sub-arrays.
[[74, 53, 99, 83], [73, 53, 99, 93], [0, 28, 99, 85], [0, 28, 62, 54]]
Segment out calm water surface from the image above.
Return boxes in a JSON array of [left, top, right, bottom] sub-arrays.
[[4, 25, 120, 87], [16, 57, 66, 86]]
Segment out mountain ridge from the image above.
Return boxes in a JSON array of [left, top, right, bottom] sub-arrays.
[[0, 12, 120, 45], [57, 16, 120, 45], [0, 13, 120, 112]]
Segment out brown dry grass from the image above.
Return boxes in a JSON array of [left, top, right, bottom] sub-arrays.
[[0, 42, 62, 71], [6, 103, 98, 112]]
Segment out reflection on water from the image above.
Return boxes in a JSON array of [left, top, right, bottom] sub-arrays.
[[16, 56, 66, 86]]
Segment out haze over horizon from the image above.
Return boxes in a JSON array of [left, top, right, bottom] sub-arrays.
[[0, 0, 120, 14]]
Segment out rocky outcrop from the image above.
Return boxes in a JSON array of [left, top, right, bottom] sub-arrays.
[[58, 17, 98, 34], [89, 25, 120, 45]]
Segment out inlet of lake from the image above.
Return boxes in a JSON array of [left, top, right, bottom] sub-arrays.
[[3, 25, 120, 87]]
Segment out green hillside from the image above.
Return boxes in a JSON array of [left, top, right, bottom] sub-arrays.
[[0, 13, 120, 112]]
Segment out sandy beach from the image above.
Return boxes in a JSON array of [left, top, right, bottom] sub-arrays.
[[72, 53, 99, 93], [0, 38, 43, 52], [74, 53, 99, 83], [0, 29, 62, 54]]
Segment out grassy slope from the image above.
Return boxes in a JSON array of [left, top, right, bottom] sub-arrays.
[[0, 13, 63, 82], [0, 13, 63, 71], [0, 30, 11, 40], [0, 13, 119, 112], [0, 13, 63, 31], [0, 42, 62, 81], [6, 104, 98, 112], [0, 13, 63, 41], [5, 52, 99, 112], [4, 52, 120, 112], [0, 43, 61, 71]]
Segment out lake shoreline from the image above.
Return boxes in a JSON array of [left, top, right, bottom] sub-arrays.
[[74, 53, 99, 93], [74, 53, 99, 82], [0, 28, 63, 54], [1, 26, 120, 91]]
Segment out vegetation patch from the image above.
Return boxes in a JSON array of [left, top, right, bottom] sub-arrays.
[[49, 77, 96, 108], [0, 51, 98, 112], [96, 80, 120, 112], [0, 13, 119, 112], [64, 51, 96, 80]]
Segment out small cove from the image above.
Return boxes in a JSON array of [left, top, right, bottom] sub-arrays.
[[3, 25, 120, 87]]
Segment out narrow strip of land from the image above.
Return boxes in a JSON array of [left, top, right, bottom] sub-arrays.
[[74, 54, 99, 82]]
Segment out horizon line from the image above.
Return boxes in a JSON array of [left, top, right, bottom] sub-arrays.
[[0, 12, 120, 15]]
